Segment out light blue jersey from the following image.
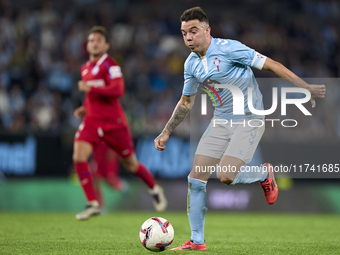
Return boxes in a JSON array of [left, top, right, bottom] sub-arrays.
[[183, 37, 267, 121]]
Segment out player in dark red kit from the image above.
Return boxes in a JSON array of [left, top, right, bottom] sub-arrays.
[[73, 26, 167, 220]]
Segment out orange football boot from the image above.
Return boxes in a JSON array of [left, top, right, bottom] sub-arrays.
[[260, 163, 278, 205]]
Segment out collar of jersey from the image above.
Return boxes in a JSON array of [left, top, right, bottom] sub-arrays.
[[89, 53, 108, 66], [198, 37, 214, 59], [206, 37, 215, 57]]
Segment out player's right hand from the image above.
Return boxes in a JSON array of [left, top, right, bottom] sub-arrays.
[[74, 106, 86, 118], [154, 132, 169, 151]]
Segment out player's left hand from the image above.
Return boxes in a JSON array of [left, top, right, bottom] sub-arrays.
[[307, 84, 326, 108], [78, 80, 91, 92]]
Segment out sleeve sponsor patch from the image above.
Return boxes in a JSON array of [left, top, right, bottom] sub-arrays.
[[109, 66, 123, 79]]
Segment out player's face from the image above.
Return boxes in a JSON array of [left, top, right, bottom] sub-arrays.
[[181, 19, 210, 55], [87, 32, 109, 57]]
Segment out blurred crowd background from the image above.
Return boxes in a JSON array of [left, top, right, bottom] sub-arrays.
[[0, 0, 339, 143]]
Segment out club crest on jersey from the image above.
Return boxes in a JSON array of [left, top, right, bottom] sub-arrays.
[[92, 65, 99, 75], [213, 57, 221, 72]]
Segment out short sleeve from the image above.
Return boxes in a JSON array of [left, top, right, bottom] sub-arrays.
[[229, 40, 267, 70], [182, 59, 199, 96]]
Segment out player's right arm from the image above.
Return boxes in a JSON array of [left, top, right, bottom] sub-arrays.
[[154, 94, 195, 151]]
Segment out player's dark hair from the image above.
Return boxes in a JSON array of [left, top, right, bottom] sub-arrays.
[[88, 26, 109, 43], [180, 7, 209, 24]]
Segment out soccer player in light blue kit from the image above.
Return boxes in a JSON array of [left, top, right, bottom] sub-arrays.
[[154, 7, 326, 251]]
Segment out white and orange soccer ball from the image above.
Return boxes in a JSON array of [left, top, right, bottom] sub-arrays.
[[139, 217, 174, 252]]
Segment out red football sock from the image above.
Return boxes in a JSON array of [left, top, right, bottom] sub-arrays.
[[74, 162, 97, 203], [134, 162, 156, 189]]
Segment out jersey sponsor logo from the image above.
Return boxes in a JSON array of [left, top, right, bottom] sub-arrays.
[[213, 57, 221, 72], [81, 69, 88, 76], [109, 66, 122, 79], [86, 79, 105, 87], [199, 78, 223, 106], [92, 65, 100, 75]]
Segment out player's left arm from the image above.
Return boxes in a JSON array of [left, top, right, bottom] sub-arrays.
[[262, 58, 326, 107]]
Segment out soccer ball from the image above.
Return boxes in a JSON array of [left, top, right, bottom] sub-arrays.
[[139, 217, 174, 252]]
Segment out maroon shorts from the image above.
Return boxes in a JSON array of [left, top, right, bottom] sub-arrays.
[[74, 117, 134, 158]]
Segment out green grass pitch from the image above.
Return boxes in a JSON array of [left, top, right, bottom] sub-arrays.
[[1, 211, 339, 254]]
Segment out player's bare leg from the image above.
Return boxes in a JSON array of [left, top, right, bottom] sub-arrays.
[[121, 153, 167, 212], [188, 155, 218, 181], [216, 156, 245, 184], [73, 141, 101, 220], [171, 155, 219, 251], [217, 156, 278, 204], [120, 153, 138, 174], [73, 141, 93, 163]]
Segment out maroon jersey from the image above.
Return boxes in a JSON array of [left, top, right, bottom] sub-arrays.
[[81, 53, 127, 127]]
